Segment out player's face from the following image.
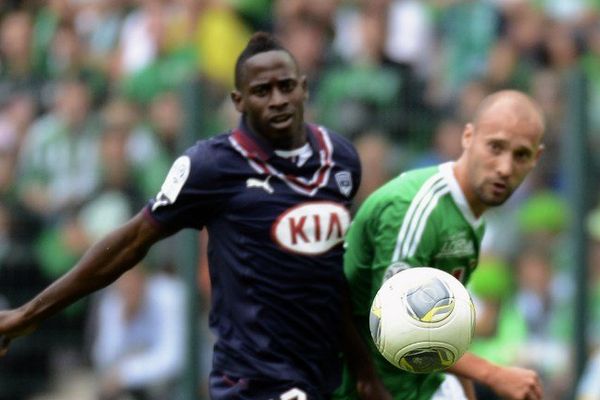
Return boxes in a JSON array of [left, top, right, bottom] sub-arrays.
[[231, 50, 308, 149], [463, 111, 543, 212]]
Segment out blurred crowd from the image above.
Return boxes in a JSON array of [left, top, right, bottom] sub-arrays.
[[0, 0, 600, 399]]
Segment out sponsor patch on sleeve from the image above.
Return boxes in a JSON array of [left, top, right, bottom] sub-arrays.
[[152, 156, 191, 211]]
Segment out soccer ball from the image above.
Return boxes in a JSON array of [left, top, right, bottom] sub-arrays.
[[369, 267, 475, 373]]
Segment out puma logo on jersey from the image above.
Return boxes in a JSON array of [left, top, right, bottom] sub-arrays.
[[269, 388, 307, 400], [246, 176, 274, 194]]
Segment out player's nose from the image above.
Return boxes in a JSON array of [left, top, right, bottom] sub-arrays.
[[270, 88, 289, 108], [496, 154, 514, 178]]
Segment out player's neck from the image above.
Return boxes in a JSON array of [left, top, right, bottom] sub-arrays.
[[271, 133, 307, 150], [246, 118, 307, 150], [452, 160, 486, 218]]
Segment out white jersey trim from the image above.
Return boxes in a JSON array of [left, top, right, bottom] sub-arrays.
[[229, 126, 334, 197], [438, 162, 485, 229], [392, 173, 449, 262]]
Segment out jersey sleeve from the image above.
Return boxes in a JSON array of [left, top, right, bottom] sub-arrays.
[[343, 193, 408, 316], [145, 140, 232, 231], [344, 189, 441, 316], [343, 207, 376, 317]]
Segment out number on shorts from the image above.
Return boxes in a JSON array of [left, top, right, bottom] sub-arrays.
[[280, 387, 307, 400]]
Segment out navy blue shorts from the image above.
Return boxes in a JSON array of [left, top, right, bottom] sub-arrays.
[[209, 370, 326, 400]]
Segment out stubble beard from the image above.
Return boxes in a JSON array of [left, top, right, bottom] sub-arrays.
[[475, 184, 511, 208]]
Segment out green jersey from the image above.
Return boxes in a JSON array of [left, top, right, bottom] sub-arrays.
[[334, 162, 485, 400]]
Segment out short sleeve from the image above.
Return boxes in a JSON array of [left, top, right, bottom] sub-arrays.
[[343, 194, 393, 316], [145, 140, 232, 231]]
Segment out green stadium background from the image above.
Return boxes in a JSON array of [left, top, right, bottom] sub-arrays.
[[0, 1, 598, 399]]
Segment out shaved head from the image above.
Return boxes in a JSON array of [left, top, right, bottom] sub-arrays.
[[473, 90, 545, 138]]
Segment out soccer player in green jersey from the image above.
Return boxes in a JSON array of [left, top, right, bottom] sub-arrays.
[[335, 90, 545, 400]]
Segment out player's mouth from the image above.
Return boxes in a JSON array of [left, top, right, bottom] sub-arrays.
[[491, 181, 508, 196], [269, 113, 294, 129]]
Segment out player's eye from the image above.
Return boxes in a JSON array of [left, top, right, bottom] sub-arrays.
[[487, 141, 503, 154], [252, 85, 269, 97], [279, 79, 297, 93], [514, 149, 532, 163]]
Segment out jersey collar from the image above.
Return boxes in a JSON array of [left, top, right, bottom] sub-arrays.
[[229, 118, 335, 197], [439, 161, 485, 229]]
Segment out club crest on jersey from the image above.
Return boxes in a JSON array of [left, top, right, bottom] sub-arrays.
[[335, 171, 352, 197], [272, 202, 351, 255]]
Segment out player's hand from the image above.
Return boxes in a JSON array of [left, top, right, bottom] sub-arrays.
[[356, 375, 393, 400], [488, 365, 543, 400], [0, 309, 37, 357]]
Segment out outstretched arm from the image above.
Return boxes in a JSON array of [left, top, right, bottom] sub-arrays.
[[449, 352, 543, 400], [0, 210, 175, 355]]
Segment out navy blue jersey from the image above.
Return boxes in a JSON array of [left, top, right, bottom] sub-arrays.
[[145, 120, 361, 396]]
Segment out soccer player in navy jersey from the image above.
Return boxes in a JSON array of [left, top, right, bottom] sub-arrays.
[[0, 33, 389, 400]]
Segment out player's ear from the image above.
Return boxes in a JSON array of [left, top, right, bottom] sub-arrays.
[[533, 143, 545, 165], [300, 75, 308, 101], [462, 123, 474, 150], [231, 90, 244, 113]]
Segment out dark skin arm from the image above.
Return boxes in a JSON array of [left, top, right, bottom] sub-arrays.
[[341, 282, 392, 400], [0, 210, 175, 356]]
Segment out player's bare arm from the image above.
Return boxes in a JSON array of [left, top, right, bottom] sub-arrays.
[[457, 376, 476, 400], [0, 210, 174, 355], [449, 352, 543, 400]]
